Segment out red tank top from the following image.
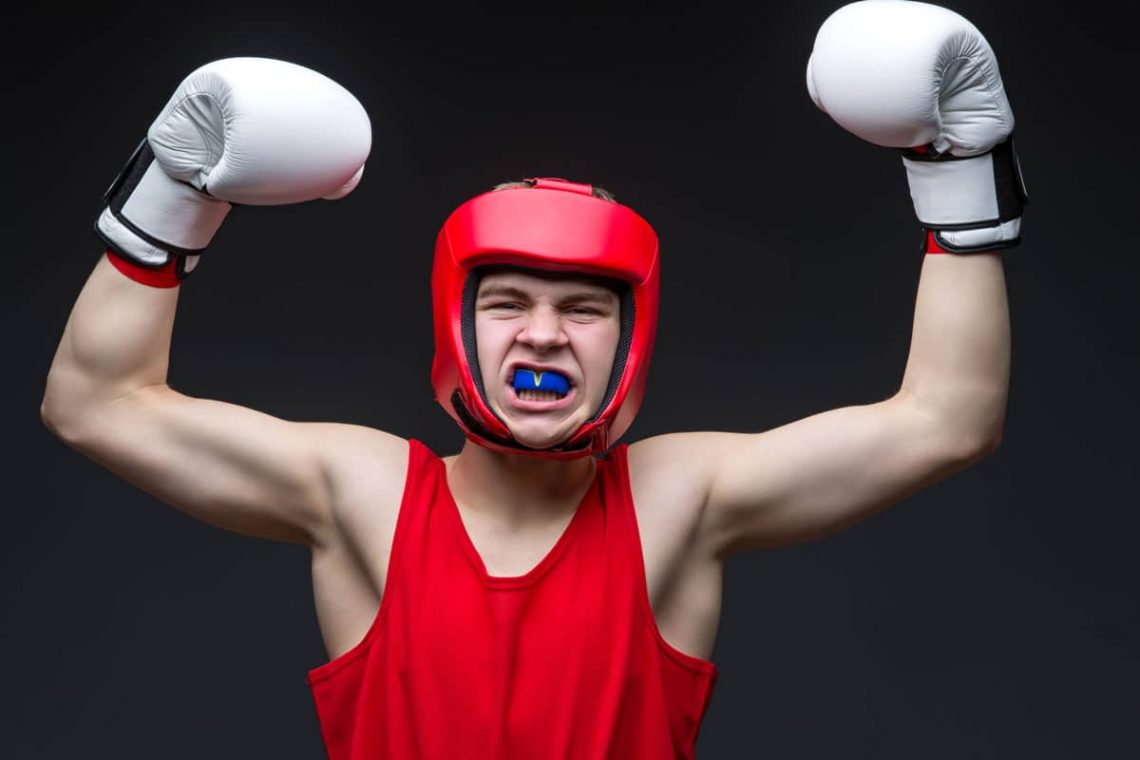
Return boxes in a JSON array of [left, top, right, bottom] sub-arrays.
[[306, 439, 718, 759]]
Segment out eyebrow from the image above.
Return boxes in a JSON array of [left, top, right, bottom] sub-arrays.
[[476, 285, 617, 306]]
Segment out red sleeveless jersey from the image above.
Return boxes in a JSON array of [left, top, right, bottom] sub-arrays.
[[306, 439, 718, 759]]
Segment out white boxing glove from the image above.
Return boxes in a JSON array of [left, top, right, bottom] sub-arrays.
[[806, 0, 1027, 252], [96, 57, 372, 285]]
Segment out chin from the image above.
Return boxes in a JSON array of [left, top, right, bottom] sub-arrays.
[[507, 427, 575, 451], [503, 414, 585, 449]]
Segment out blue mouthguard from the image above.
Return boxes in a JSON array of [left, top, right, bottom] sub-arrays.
[[511, 368, 571, 395]]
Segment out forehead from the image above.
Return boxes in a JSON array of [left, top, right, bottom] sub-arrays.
[[476, 267, 621, 300]]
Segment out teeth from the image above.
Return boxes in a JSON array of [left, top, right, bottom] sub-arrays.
[[519, 390, 563, 402]]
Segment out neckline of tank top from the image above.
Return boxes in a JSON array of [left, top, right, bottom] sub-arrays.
[[436, 454, 601, 588]]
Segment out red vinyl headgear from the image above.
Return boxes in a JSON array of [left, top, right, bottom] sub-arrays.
[[430, 178, 660, 458]]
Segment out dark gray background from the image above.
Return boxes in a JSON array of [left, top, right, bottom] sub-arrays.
[[5, 1, 1136, 757]]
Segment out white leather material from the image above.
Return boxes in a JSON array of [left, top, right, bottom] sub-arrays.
[[806, 0, 1014, 157], [100, 56, 372, 269], [96, 207, 167, 265], [96, 203, 206, 274], [937, 218, 1021, 250], [806, 1, 1023, 248], [122, 160, 232, 250], [147, 56, 372, 205], [903, 152, 999, 225], [324, 165, 366, 201]]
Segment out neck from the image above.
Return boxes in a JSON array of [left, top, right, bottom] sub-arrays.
[[445, 438, 597, 526]]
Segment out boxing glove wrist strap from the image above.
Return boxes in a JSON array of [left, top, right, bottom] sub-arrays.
[[902, 135, 1028, 254], [95, 138, 231, 285]]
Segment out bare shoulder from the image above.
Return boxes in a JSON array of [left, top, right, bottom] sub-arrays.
[[625, 432, 723, 557], [625, 431, 725, 506], [308, 424, 411, 549]]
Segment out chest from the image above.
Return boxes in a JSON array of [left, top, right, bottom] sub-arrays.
[[314, 458, 723, 664]]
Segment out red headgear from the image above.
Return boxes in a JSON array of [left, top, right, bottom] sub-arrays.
[[430, 178, 660, 458]]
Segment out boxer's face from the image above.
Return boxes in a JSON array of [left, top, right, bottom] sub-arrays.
[[474, 269, 621, 451]]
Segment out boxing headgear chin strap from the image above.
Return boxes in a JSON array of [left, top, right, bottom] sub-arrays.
[[430, 178, 660, 459]]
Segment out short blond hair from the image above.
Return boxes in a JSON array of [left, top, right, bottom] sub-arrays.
[[492, 179, 617, 203]]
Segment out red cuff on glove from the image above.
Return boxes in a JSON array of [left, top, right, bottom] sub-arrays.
[[925, 230, 948, 255], [105, 248, 182, 288]]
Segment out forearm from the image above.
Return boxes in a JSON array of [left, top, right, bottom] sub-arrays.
[[42, 251, 179, 432], [897, 250, 1010, 449]]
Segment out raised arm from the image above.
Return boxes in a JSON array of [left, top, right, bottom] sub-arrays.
[[667, 249, 1009, 557], [41, 57, 379, 549], [635, 1, 1022, 559], [41, 255, 357, 547]]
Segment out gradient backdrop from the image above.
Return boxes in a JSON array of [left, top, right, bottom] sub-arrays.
[[5, 1, 1136, 757]]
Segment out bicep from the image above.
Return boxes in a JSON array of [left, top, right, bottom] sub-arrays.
[[61, 384, 351, 547], [700, 394, 988, 557]]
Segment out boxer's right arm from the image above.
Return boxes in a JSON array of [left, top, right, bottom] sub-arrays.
[[41, 57, 378, 548], [40, 253, 395, 548]]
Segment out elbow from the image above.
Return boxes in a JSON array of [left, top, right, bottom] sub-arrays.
[[40, 386, 92, 446], [957, 428, 1003, 465], [41, 387, 62, 436], [930, 412, 1003, 467], [906, 393, 1005, 465], [40, 398, 54, 433], [935, 402, 1006, 465], [981, 429, 1003, 457], [974, 412, 1006, 459], [40, 395, 77, 444]]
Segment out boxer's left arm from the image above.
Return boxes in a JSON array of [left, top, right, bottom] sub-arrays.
[[652, 247, 1008, 558], [637, 1, 1016, 559]]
